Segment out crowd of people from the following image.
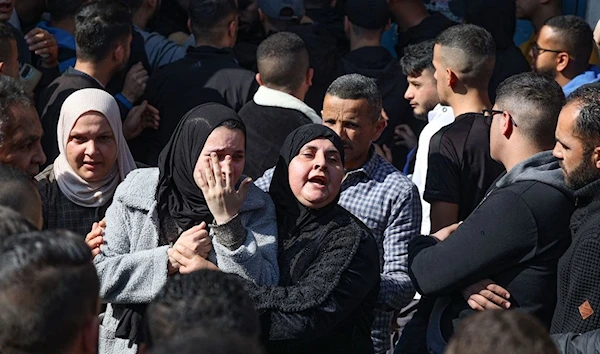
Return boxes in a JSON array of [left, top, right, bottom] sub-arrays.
[[1, 0, 600, 353]]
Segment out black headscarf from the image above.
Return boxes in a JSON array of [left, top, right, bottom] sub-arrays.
[[155, 103, 246, 237], [268, 124, 345, 240]]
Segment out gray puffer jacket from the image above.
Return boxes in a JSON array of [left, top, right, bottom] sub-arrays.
[[95, 168, 278, 354]]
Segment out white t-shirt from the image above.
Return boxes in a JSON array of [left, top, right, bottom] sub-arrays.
[[411, 104, 455, 235]]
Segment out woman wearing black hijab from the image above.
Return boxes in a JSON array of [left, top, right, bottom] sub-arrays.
[[94, 103, 279, 353], [248, 124, 380, 354]]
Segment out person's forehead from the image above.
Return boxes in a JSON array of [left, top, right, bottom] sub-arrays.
[[4, 104, 41, 134], [323, 96, 371, 115]]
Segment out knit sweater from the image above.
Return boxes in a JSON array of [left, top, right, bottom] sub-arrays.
[[552, 178, 600, 334], [95, 168, 278, 354]]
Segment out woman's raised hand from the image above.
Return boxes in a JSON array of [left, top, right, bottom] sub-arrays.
[[194, 152, 252, 225]]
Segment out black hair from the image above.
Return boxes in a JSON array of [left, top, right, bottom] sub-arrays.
[[446, 311, 558, 354], [147, 270, 260, 346], [435, 24, 496, 88], [566, 85, 600, 150], [545, 15, 594, 66], [0, 230, 99, 354], [0, 205, 36, 240], [74, 0, 132, 63], [217, 118, 247, 136], [46, 0, 88, 22], [149, 329, 265, 354], [189, 0, 237, 43], [326, 73, 382, 121], [257, 31, 309, 92], [400, 39, 435, 77], [495, 72, 565, 148], [0, 76, 34, 146], [453, 0, 516, 50], [0, 164, 40, 220], [0, 21, 15, 64]]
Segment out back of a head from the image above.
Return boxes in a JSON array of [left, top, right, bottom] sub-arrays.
[[257, 31, 309, 92], [47, 0, 87, 22], [326, 73, 382, 121], [344, 0, 390, 34], [149, 329, 265, 354], [0, 77, 33, 146], [495, 72, 565, 148], [74, 0, 132, 63], [445, 311, 558, 354], [545, 15, 593, 69], [454, 0, 516, 49], [565, 85, 600, 149], [0, 21, 15, 65], [435, 24, 496, 89], [0, 205, 36, 240], [0, 164, 41, 227], [147, 269, 260, 346], [0, 230, 99, 354], [189, 0, 237, 43], [257, 0, 303, 31], [401, 39, 435, 77]]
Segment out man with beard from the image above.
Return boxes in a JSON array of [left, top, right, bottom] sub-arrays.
[[38, 0, 159, 164], [532, 15, 600, 96], [551, 85, 600, 336]]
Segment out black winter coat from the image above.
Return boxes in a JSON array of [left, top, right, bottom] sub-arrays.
[[238, 102, 312, 180], [247, 205, 380, 354]]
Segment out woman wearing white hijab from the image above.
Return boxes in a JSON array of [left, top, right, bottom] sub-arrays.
[[36, 88, 136, 236]]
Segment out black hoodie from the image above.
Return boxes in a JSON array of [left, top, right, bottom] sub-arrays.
[[338, 46, 417, 168]]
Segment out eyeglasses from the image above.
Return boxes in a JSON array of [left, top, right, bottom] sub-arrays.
[[482, 109, 518, 127], [531, 43, 565, 57]]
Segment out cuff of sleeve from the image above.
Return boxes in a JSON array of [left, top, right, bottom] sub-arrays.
[[116, 93, 134, 110], [211, 214, 245, 250]]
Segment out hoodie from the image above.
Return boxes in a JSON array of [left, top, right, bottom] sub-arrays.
[[563, 65, 600, 97], [408, 151, 575, 353], [338, 46, 416, 168]]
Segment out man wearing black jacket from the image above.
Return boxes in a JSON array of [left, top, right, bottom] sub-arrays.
[[143, 0, 258, 165], [408, 72, 574, 354], [550, 86, 600, 348], [239, 32, 319, 179]]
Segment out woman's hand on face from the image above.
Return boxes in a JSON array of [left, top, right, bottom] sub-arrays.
[[85, 219, 106, 258], [168, 243, 220, 274], [174, 222, 212, 258], [194, 152, 252, 225]]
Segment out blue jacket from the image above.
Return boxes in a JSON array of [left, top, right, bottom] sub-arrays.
[[563, 65, 600, 96]]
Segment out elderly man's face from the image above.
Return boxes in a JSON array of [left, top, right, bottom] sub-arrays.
[[321, 94, 385, 170], [0, 104, 46, 177]]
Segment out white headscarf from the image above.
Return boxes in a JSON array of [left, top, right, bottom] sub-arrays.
[[53, 88, 137, 207]]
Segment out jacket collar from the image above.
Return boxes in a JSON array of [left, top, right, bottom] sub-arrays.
[[186, 45, 236, 61], [574, 177, 600, 207]]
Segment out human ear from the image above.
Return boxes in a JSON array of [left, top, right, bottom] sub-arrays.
[[255, 73, 264, 86], [556, 52, 570, 72], [593, 146, 600, 170]]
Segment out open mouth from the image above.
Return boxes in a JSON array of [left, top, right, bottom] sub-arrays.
[[0, 2, 13, 13], [308, 175, 327, 186]]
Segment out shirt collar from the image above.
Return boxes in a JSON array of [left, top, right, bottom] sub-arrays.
[[345, 146, 378, 180]]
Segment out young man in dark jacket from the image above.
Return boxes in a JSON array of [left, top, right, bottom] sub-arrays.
[[143, 0, 258, 165], [238, 32, 318, 180], [408, 72, 574, 354]]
